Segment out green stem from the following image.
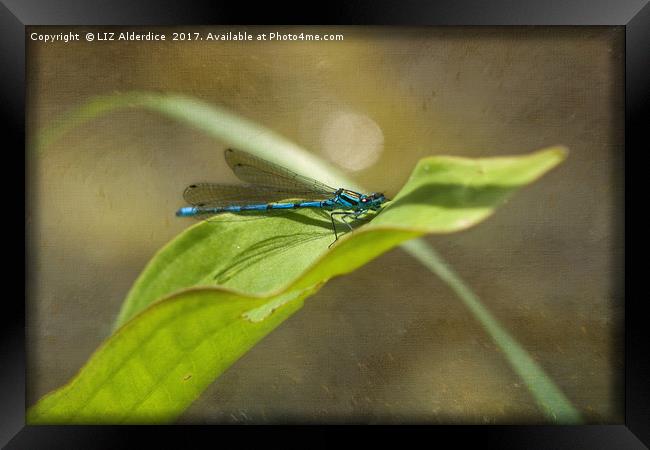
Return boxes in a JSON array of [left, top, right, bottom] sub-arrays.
[[401, 239, 583, 423]]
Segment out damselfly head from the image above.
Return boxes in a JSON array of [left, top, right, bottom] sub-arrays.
[[361, 192, 386, 207]]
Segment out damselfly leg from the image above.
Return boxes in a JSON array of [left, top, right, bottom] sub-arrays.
[[329, 211, 364, 248]]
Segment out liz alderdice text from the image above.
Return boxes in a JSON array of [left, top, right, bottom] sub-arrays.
[[29, 31, 345, 44]]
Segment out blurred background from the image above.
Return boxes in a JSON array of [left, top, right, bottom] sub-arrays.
[[26, 26, 623, 423]]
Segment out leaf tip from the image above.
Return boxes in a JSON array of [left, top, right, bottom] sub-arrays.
[[544, 145, 570, 164]]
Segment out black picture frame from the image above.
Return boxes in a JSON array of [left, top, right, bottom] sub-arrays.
[[3, 0, 643, 447]]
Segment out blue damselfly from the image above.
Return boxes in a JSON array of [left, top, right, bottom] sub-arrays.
[[176, 149, 387, 246]]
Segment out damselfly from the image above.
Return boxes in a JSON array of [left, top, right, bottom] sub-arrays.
[[176, 149, 387, 246]]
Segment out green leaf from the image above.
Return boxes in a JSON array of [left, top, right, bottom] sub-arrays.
[[28, 146, 567, 424], [27, 287, 313, 424], [115, 147, 565, 328]]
